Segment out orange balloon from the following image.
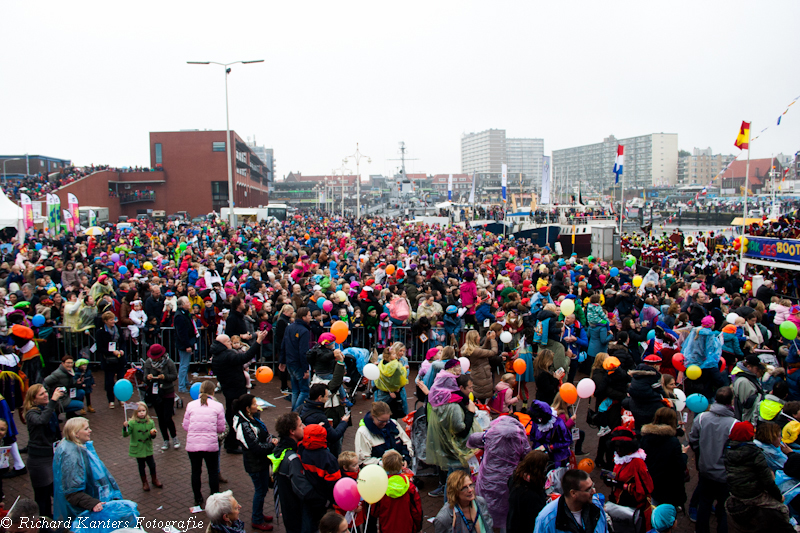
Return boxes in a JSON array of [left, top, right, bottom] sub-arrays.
[[559, 383, 578, 405], [512, 359, 527, 375], [385, 264, 396, 276], [331, 320, 349, 344], [256, 366, 273, 384], [578, 458, 595, 473]]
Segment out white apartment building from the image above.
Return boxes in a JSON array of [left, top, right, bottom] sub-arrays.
[[552, 133, 678, 193], [461, 129, 507, 174], [507, 137, 545, 191]]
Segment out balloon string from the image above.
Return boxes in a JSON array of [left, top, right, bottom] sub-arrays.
[[364, 503, 372, 533]]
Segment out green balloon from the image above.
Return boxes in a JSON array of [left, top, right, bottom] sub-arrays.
[[780, 321, 798, 341], [180, 242, 187, 250], [587, 255, 594, 262], [254, 238, 260, 244], [625, 259, 634, 267]]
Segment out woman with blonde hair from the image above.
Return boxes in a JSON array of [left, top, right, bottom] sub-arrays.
[[460, 329, 498, 403], [183, 380, 226, 507], [53, 417, 127, 521], [533, 349, 563, 405], [24, 383, 65, 518], [433, 470, 492, 533]]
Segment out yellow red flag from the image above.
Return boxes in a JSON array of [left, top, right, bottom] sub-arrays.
[[734, 121, 750, 150]]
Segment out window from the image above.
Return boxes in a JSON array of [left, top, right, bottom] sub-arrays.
[[212, 142, 226, 152], [211, 181, 229, 212], [155, 143, 162, 164]]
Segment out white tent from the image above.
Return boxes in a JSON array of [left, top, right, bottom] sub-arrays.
[[0, 189, 24, 230]]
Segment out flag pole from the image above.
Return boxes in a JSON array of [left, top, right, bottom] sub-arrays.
[[740, 125, 751, 275]]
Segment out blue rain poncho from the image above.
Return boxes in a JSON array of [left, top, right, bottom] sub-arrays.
[[53, 440, 124, 522]]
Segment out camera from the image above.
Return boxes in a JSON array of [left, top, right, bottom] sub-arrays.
[[600, 469, 621, 487]]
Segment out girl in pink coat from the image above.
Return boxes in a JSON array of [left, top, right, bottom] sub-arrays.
[[460, 271, 478, 327], [182, 380, 226, 507]]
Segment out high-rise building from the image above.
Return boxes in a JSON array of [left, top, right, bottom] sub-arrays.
[[246, 138, 275, 187], [678, 147, 736, 186], [552, 133, 678, 193], [506, 137, 545, 192], [461, 129, 507, 174]]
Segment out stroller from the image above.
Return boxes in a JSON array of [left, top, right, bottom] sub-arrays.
[[342, 347, 373, 402], [402, 402, 432, 476]]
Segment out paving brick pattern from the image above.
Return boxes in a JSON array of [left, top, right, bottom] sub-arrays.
[[6, 369, 701, 532]]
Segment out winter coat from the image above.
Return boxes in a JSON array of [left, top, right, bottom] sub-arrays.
[[532, 494, 607, 533], [475, 303, 494, 326], [182, 396, 225, 452], [587, 324, 614, 359], [529, 414, 571, 467], [273, 437, 325, 533], [232, 411, 276, 474], [544, 339, 569, 375], [607, 344, 635, 373], [731, 364, 764, 425], [43, 364, 77, 410], [142, 356, 178, 398], [354, 413, 414, 466], [561, 322, 588, 358], [506, 477, 548, 533], [724, 439, 783, 501], [460, 280, 478, 315], [640, 423, 687, 508], [535, 370, 560, 406], [280, 321, 311, 369], [373, 473, 423, 533], [173, 308, 197, 350], [299, 399, 348, 452], [297, 424, 341, 519], [688, 403, 737, 483], [722, 330, 744, 359], [210, 339, 262, 400], [466, 416, 531, 529], [623, 366, 665, 430], [464, 337, 498, 400], [123, 418, 156, 458], [771, 303, 791, 326], [490, 381, 518, 413], [434, 497, 493, 533]]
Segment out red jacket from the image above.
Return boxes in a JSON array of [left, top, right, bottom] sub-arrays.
[[373, 473, 422, 533]]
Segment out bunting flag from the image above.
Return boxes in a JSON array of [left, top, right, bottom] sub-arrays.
[[734, 121, 751, 150]]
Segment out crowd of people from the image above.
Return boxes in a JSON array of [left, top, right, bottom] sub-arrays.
[[1, 210, 800, 533]]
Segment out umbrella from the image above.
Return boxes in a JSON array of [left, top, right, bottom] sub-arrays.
[[84, 226, 105, 236]]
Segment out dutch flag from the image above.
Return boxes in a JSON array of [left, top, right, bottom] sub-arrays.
[[613, 145, 624, 183]]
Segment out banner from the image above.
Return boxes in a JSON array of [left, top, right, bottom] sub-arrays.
[[20, 194, 33, 232], [468, 171, 476, 204], [68, 193, 79, 233], [501, 164, 507, 203], [89, 209, 97, 227], [744, 236, 800, 265], [46, 194, 56, 235], [447, 174, 453, 201], [541, 156, 551, 205], [63, 210, 74, 235]]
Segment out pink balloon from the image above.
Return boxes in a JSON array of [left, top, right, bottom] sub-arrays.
[[323, 300, 334, 313], [576, 378, 596, 399], [333, 477, 360, 511]]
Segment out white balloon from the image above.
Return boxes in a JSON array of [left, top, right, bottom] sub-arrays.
[[726, 313, 740, 325], [500, 331, 513, 344], [458, 357, 471, 372], [363, 363, 380, 381], [673, 388, 686, 411]]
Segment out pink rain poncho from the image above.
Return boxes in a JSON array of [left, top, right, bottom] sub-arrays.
[[467, 416, 531, 529]]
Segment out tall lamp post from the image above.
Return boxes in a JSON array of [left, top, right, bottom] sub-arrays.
[[345, 143, 371, 218], [2, 158, 23, 185], [187, 59, 264, 228], [337, 162, 351, 218]]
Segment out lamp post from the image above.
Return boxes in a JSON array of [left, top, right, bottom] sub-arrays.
[[2, 158, 23, 185], [187, 59, 264, 228], [337, 162, 351, 218], [344, 143, 371, 218]]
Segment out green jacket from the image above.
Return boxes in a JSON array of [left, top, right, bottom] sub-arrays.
[[123, 418, 156, 458]]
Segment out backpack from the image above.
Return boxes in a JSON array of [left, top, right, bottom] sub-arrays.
[[388, 298, 410, 322], [487, 390, 506, 413]]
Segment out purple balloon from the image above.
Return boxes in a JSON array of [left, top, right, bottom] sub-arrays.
[[333, 478, 360, 511], [323, 300, 333, 313], [110, 253, 120, 263]]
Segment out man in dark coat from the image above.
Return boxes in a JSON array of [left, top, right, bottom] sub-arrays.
[[298, 371, 350, 456], [225, 296, 251, 341], [173, 296, 198, 393], [274, 304, 294, 394], [622, 355, 665, 431], [279, 307, 312, 412], [144, 284, 165, 324], [211, 329, 267, 453]]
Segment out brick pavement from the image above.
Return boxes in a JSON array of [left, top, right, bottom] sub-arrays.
[[5, 367, 703, 533]]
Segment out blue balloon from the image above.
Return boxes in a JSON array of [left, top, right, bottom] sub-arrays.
[[190, 382, 202, 401], [317, 297, 327, 309], [647, 329, 656, 341], [610, 267, 619, 277], [118, 265, 128, 275], [113, 379, 133, 402], [35, 243, 42, 250], [31, 314, 45, 327], [686, 393, 709, 414]]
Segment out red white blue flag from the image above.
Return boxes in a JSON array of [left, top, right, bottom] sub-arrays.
[[613, 145, 624, 183]]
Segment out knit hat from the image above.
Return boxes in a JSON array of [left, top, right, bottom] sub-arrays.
[[75, 358, 90, 368], [464, 271, 474, 281], [650, 504, 677, 532], [603, 356, 621, 370], [722, 324, 737, 334], [302, 423, 328, 450], [729, 421, 755, 441], [446, 305, 458, 314], [444, 359, 460, 370], [701, 315, 715, 328], [426, 348, 439, 361], [318, 333, 337, 345], [380, 313, 389, 320]]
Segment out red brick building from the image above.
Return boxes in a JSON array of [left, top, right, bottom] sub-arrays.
[[46, 130, 270, 221], [721, 157, 782, 194]]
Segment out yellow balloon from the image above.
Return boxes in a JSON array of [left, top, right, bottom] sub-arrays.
[[469, 392, 474, 402], [560, 299, 576, 317], [143, 261, 153, 271], [686, 365, 702, 380], [741, 237, 749, 247], [632, 275, 643, 288], [357, 464, 389, 504]]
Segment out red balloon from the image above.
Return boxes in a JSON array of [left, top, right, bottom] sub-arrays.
[[672, 353, 686, 372], [720, 358, 727, 372]]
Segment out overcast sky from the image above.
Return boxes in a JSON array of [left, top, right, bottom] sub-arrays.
[[2, 1, 798, 180]]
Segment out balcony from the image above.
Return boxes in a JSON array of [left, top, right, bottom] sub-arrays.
[[119, 190, 155, 205]]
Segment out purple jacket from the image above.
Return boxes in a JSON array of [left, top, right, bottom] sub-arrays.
[[182, 397, 226, 452], [467, 416, 531, 529], [530, 415, 571, 467]]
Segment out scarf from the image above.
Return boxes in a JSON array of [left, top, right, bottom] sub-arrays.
[[150, 355, 167, 370], [209, 520, 246, 533], [614, 449, 647, 465]]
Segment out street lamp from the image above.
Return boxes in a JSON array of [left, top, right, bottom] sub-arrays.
[[2, 158, 23, 185], [187, 59, 264, 227], [344, 143, 371, 218], [337, 162, 351, 218]]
